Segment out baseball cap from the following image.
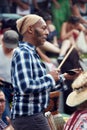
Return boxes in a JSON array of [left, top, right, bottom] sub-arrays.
[[3, 30, 19, 49]]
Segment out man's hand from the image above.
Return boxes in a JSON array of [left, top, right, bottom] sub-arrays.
[[48, 69, 60, 82], [4, 117, 14, 130], [63, 68, 82, 80]]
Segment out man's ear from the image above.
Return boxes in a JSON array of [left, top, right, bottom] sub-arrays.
[[27, 26, 33, 33]]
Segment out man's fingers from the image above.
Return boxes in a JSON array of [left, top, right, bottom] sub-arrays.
[[6, 116, 11, 124]]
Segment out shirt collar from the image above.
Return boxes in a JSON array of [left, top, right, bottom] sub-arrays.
[[19, 41, 36, 51]]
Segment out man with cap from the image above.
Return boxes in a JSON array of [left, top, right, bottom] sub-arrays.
[[0, 29, 18, 125], [64, 71, 87, 130], [11, 14, 81, 130]]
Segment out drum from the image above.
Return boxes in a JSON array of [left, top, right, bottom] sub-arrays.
[[45, 91, 60, 115], [45, 111, 57, 130]]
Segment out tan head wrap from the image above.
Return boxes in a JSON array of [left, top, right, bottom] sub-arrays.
[[16, 14, 43, 35]]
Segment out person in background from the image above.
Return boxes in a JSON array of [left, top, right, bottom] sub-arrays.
[[57, 16, 85, 115], [0, 90, 14, 130], [0, 0, 11, 13], [51, 0, 71, 38], [32, 0, 50, 14], [36, 47, 56, 71], [58, 15, 86, 60], [12, 0, 31, 16], [71, 0, 87, 26], [11, 14, 81, 130], [0, 30, 18, 125], [64, 71, 87, 130]]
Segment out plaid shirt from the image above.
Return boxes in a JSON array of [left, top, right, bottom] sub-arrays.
[[11, 42, 56, 119], [0, 119, 7, 129]]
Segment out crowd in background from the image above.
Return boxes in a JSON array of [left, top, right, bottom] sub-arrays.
[[0, 0, 87, 130]]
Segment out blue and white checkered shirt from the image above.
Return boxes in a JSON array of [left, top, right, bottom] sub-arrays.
[[11, 42, 56, 119]]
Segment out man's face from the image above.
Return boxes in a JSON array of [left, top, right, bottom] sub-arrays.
[[32, 19, 49, 47], [0, 92, 5, 117]]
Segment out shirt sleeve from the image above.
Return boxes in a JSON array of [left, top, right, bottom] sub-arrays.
[[11, 49, 56, 94]]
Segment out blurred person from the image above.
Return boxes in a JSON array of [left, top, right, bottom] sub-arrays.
[[51, 0, 71, 37], [71, 0, 87, 26], [12, 0, 33, 16], [32, 0, 50, 14], [64, 71, 87, 130], [36, 47, 57, 72], [58, 15, 86, 60], [0, 90, 6, 127], [60, 48, 83, 115], [0, 0, 11, 13], [0, 90, 14, 130], [55, 16, 86, 115], [10, 14, 81, 130], [57, 16, 86, 114], [38, 40, 60, 67], [0, 30, 18, 124], [36, 41, 61, 69]]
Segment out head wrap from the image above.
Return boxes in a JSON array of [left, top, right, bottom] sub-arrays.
[[16, 14, 43, 35]]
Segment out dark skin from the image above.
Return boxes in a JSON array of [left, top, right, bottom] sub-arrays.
[[60, 20, 86, 41], [23, 19, 82, 83], [77, 100, 87, 110], [0, 41, 14, 85], [23, 19, 49, 47]]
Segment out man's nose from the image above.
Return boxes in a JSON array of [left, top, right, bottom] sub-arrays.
[[45, 29, 49, 35]]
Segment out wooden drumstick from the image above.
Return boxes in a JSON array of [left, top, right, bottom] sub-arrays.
[[57, 45, 75, 70]]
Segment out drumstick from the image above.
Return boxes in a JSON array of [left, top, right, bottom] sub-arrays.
[[57, 45, 75, 70]]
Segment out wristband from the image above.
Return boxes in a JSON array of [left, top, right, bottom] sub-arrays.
[[59, 74, 66, 82]]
